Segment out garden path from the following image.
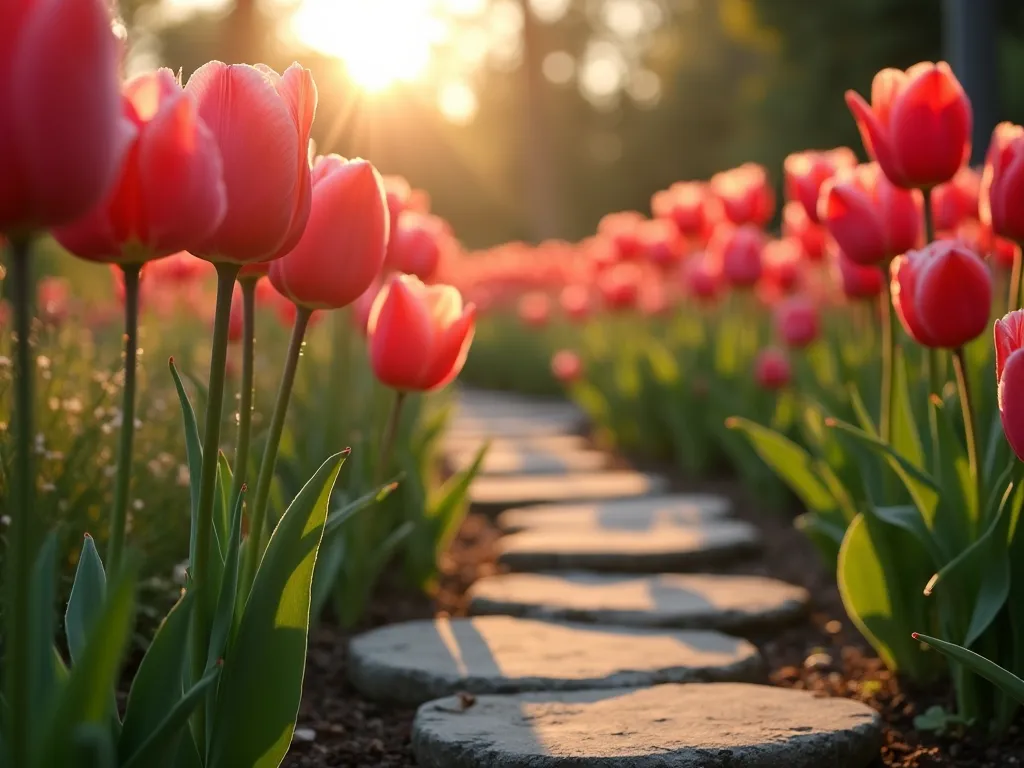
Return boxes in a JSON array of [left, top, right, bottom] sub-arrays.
[[349, 389, 884, 767]]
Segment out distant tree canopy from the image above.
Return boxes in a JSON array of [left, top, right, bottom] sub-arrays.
[[124, 0, 1024, 246]]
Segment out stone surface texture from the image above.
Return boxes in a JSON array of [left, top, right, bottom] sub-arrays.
[[470, 471, 668, 510], [412, 683, 884, 768], [468, 572, 809, 632], [348, 616, 763, 704], [497, 495, 732, 533]]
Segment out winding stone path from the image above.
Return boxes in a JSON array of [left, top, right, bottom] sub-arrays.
[[497, 494, 732, 533], [412, 683, 884, 768], [497, 519, 760, 572], [348, 616, 763, 705], [446, 443, 609, 476], [469, 471, 669, 513], [468, 571, 810, 632]]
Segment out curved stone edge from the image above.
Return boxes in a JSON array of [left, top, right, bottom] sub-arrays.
[[411, 686, 885, 768], [346, 627, 766, 706]]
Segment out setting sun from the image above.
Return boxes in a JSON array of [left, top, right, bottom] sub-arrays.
[[288, 0, 443, 92]]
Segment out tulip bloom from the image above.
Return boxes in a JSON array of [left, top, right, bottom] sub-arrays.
[[637, 218, 685, 268], [269, 155, 388, 310], [762, 238, 803, 295], [709, 224, 764, 287], [551, 350, 583, 384], [55, 70, 227, 263], [755, 347, 791, 390], [782, 201, 828, 262], [710, 163, 775, 227], [0, 0, 126, 233], [775, 295, 819, 348], [819, 163, 922, 265], [598, 211, 646, 260], [784, 148, 856, 223], [686, 254, 723, 301], [560, 284, 592, 322], [186, 61, 316, 264], [932, 167, 980, 233], [891, 240, 992, 349], [980, 122, 1024, 244], [518, 291, 551, 328], [995, 310, 1024, 461], [846, 62, 972, 189], [651, 182, 720, 240], [834, 253, 884, 300], [598, 261, 643, 310], [384, 211, 447, 281], [368, 275, 476, 391]]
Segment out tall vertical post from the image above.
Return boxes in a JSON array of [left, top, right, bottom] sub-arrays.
[[943, 0, 1000, 163]]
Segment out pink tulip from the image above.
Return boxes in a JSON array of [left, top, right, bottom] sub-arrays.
[[269, 155, 388, 310], [775, 295, 819, 348], [0, 0, 127, 233], [755, 347, 791, 390], [995, 310, 1024, 461], [710, 163, 775, 227], [551, 350, 583, 384], [186, 61, 317, 264], [55, 69, 226, 263], [784, 148, 857, 223], [384, 211, 447, 281], [708, 224, 764, 287]]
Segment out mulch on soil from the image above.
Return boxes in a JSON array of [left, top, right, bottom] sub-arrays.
[[283, 469, 1024, 768]]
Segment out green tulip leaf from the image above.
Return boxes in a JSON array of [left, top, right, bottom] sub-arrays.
[[207, 485, 245, 671], [207, 453, 343, 768], [170, 358, 203, 581], [914, 632, 1024, 704], [65, 534, 107, 665]]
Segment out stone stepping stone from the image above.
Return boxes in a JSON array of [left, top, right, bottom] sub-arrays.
[[444, 434, 590, 459], [497, 494, 731, 533], [446, 443, 609, 476], [468, 572, 809, 633], [412, 683, 883, 768], [347, 616, 763, 705], [448, 414, 582, 439], [470, 471, 668, 513], [497, 519, 759, 572]]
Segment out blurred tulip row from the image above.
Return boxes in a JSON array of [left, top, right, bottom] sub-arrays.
[[1, 1, 482, 767], [458, 62, 1024, 733]]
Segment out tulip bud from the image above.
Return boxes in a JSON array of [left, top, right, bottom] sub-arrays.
[[551, 350, 583, 384], [775, 295, 819, 348], [708, 224, 763, 287], [762, 238, 803, 295], [186, 61, 317, 264], [995, 310, 1024, 461], [980, 122, 1024, 244], [637, 218, 684, 269], [784, 148, 857, 223], [891, 240, 992, 349], [269, 156, 388, 310], [710, 163, 775, 227], [755, 347, 791, 390], [0, 0, 128, 234], [55, 69, 227, 264], [385, 211, 447, 281], [651, 182, 714, 239], [597, 211, 646, 260], [845, 62, 972, 189], [819, 163, 922, 266], [597, 262, 643, 311], [685, 253, 722, 301], [367, 274, 476, 391]]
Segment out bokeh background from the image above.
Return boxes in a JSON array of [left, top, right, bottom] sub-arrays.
[[116, 0, 1024, 246]]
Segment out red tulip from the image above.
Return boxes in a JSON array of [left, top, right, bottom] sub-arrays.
[[382, 174, 412, 230], [0, 0, 127, 233], [995, 310, 1024, 460], [560, 284, 592, 322], [775, 295, 819, 348], [834, 253, 884, 300], [846, 62, 972, 189], [686, 253, 722, 301], [755, 347, 791, 390], [710, 163, 775, 227], [597, 261, 642, 310], [368, 274, 476, 391], [186, 61, 317, 264], [269, 156, 388, 310], [597, 211, 645, 260], [762, 238, 803, 294], [708, 224, 763, 287], [931, 167, 980, 233], [551, 350, 583, 384], [784, 147, 856, 223], [385, 211, 447, 281], [782, 201, 828, 262], [651, 182, 718, 239], [819, 163, 922, 265], [37, 277, 71, 324], [891, 240, 992, 348], [980, 122, 1024, 243], [518, 291, 551, 328], [55, 70, 226, 263]]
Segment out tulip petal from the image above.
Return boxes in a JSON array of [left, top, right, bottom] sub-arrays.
[[421, 306, 477, 391], [845, 89, 903, 187], [269, 64, 318, 260], [995, 311, 1024, 384], [820, 179, 887, 265], [915, 245, 991, 348], [368, 278, 436, 389], [1000, 349, 1024, 462]]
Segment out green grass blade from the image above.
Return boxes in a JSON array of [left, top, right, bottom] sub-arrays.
[[914, 632, 1024, 703]]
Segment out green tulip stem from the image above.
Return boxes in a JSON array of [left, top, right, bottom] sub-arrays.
[[6, 236, 34, 768], [190, 260, 241, 745], [239, 305, 312, 602], [376, 390, 407, 486], [953, 346, 982, 515], [1010, 243, 1022, 314], [880, 286, 896, 444], [106, 263, 142, 574], [229, 276, 258, 513]]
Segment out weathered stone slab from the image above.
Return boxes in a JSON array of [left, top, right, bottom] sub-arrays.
[[446, 444, 609, 476], [468, 572, 809, 633], [497, 520, 759, 572], [412, 683, 884, 768], [497, 495, 731, 533], [348, 616, 762, 705], [470, 471, 668, 512], [445, 434, 591, 457]]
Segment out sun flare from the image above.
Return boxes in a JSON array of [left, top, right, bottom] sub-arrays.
[[289, 0, 442, 92]]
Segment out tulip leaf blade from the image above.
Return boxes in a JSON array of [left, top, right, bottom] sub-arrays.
[[914, 632, 1024, 704], [207, 453, 343, 768], [170, 358, 203, 580]]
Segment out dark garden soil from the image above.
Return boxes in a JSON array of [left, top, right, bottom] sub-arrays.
[[283, 463, 1024, 768]]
